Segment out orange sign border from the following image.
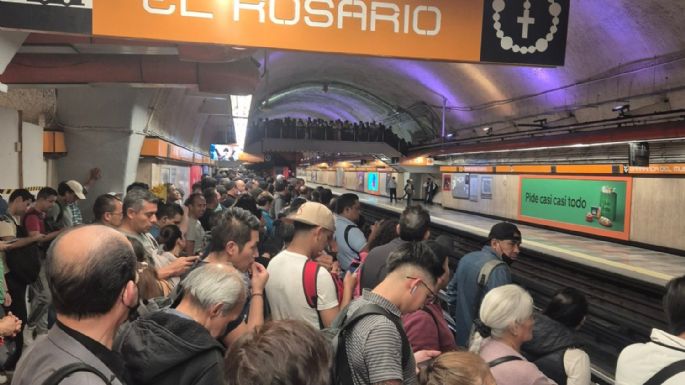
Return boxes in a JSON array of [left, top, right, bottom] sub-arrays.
[[517, 175, 633, 241]]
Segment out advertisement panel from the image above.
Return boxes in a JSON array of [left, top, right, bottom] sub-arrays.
[[356, 172, 365, 191], [519, 176, 633, 240], [367, 172, 379, 193]]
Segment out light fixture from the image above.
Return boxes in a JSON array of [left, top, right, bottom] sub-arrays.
[[446, 133, 454, 138], [230, 95, 252, 151], [482, 127, 493, 135], [612, 104, 630, 117]]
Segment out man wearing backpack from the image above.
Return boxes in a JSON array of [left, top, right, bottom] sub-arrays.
[[13, 225, 138, 385], [446, 222, 521, 347], [334, 242, 442, 385], [266, 202, 356, 329], [616, 274, 685, 385], [333, 194, 381, 273]]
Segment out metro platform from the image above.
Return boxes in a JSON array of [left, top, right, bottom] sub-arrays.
[[309, 183, 685, 288]]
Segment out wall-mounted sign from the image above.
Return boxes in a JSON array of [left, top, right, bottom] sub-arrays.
[[0, 0, 569, 66], [442, 174, 452, 191], [451, 173, 469, 199], [481, 176, 493, 199], [519, 176, 633, 240]]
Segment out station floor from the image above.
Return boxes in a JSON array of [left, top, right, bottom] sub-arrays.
[[310, 184, 685, 287]]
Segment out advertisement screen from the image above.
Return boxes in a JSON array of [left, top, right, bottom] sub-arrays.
[[210, 144, 242, 161], [367, 172, 379, 192], [519, 176, 632, 240]]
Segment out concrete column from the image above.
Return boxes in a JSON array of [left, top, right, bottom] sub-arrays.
[[55, 87, 155, 221]]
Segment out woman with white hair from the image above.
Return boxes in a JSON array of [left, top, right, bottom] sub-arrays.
[[471, 284, 557, 385]]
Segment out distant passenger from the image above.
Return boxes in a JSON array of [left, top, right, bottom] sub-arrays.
[[334, 193, 382, 273], [402, 237, 457, 353], [225, 320, 332, 385], [23, 187, 62, 345], [616, 274, 685, 385], [221, 180, 238, 208], [338, 241, 442, 385], [48, 180, 87, 230], [402, 179, 414, 207], [184, 193, 207, 256], [13, 226, 137, 385], [149, 202, 183, 239], [471, 284, 557, 385], [360, 205, 431, 290], [200, 187, 221, 232], [266, 202, 355, 329], [522, 288, 591, 385], [116, 264, 246, 385], [388, 176, 398, 203], [424, 177, 438, 205], [448, 222, 521, 347], [92, 193, 124, 228], [417, 351, 496, 385]]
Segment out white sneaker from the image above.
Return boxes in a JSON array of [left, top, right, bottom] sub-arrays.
[[22, 326, 36, 347], [0, 372, 8, 384]]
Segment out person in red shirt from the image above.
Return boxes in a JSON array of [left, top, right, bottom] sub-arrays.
[[402, 236, 458, 353], [24, 187, 61, 345]]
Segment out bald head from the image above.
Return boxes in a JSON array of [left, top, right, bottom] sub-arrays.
[[47, 225, 136, 318]]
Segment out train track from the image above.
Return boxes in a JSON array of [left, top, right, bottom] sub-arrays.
[[360, 203, 667, 383]]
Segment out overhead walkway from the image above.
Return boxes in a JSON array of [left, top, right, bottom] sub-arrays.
[[245, 138, 402, 158], [311, 184, 684, 287]]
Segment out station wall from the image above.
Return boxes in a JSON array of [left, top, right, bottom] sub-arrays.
[[304, 168, 685, 252], [0, 106, 50, 192]]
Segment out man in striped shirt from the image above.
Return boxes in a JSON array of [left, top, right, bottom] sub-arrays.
[[342, 242, 443, 385]]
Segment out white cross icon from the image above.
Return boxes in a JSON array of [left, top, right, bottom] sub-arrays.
[[517, 6, 536, 39]]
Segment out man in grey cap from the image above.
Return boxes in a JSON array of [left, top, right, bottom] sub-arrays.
[[265, 202, 356, 329], [446, 222, 522, 347]]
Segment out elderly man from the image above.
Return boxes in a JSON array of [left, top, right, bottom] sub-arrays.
[[12, 225, 138, 385], [115, 264, 247, 385]]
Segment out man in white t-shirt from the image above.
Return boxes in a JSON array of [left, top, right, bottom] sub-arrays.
[[266, 202, 355, 329]]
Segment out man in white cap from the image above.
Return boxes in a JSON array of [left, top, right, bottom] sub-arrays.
[[265, 202, 356, 329], [47, 180, 87, 230]]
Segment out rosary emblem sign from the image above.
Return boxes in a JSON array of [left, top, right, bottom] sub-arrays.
[[481, 0, 570, 66]]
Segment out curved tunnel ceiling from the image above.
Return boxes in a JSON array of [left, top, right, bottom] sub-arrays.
[[249, 0, 685, 144]]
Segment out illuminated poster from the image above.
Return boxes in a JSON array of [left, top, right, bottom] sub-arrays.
[[368, 172, 379, 192], [519, 176, 632, 240], [442, 174, 452, 191]]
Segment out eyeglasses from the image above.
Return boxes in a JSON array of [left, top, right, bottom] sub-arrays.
[[406, 276, 436, 302]]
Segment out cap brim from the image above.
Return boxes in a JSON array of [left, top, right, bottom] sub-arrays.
[[75, 192, 86, 200]]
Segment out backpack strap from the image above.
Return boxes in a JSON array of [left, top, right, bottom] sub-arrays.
[[643, 360, 685, 385], [343, 225, 361, 259], [474, 259, 505, 314], [43, 362, 112, 385], [302, 260, 324, 329], [488, 355, 523, 368], [303, 260, 320, 309], [334, 304, 412, 385]]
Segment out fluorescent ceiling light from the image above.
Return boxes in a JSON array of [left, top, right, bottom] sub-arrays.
[[230, 95, 252, 150]]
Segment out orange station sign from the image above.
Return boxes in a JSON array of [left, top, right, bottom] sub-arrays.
[[91, 0, 570, 65]]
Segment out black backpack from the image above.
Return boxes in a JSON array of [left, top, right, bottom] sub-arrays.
[[325, 303, 412, 385]]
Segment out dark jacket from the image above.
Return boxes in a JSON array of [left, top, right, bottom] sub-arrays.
[[13, 326, 124, 385], [522, 313, 582, 385], [115, 310, 226, 385]]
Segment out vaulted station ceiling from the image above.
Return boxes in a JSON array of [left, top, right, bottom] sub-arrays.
[[1, 0, 685, 155]]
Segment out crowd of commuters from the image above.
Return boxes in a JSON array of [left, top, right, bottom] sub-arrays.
[[0, 167, 682, 385], [248, 117, 410, 154]]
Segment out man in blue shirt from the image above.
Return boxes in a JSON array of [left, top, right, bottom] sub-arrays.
[[333, 193, 380, 273], [447, 222, 522, 347]]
